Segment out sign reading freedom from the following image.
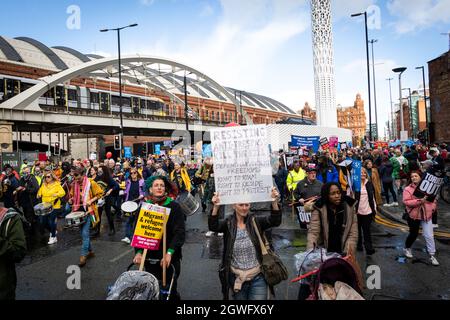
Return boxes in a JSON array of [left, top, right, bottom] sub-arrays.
[[211, 125, 273, 205]]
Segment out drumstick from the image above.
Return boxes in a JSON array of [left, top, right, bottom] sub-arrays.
[[162, 213, 168, 287], [289, 196, 319, 207]]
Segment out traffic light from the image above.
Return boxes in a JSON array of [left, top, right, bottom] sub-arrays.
[[114, 135, 121, 151], [54, 142, 60, 155]]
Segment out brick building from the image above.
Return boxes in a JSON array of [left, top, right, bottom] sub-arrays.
[[337, 94, 367, 146], [428, 50, 450, 143]]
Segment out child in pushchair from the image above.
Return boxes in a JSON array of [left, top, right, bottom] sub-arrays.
[[293, 248, 364, 300], [107, 258, 177, 301]]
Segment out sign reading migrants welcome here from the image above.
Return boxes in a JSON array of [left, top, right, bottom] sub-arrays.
[[211, 125, 273, 205]]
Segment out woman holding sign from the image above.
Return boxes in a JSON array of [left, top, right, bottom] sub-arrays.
[[403, 171, 439, 266], [208, 187, 281, 300], [133, 176, 185, 300]]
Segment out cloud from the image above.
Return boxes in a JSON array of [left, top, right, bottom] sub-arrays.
[[199, 3, 214, 17], [387, 0, 450, 34], [140, 0, 155, 6]]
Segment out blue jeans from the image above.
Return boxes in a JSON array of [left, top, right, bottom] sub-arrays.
[[232, 273, 268, 300], [81, 216, 92, 257], [125, 214, 136, 239], [40, 209, 59, 237]]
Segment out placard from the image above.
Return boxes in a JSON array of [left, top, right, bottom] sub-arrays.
[[329, 136, 339, 148], [296, 205, 311, 223], [131, 203, 171, 250], [1, 152, 20, 172], [413, 172, 445, 201], [291, 136, 320, 153], [211, 125, 273, 205]]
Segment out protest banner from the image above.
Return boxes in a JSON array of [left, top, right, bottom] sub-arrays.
[[211, 125, 273, 205], [291, 135, 320, 153], [413, 172, 445, 201], [329, 136, 339, 148]]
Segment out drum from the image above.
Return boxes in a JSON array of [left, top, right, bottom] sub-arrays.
[[34, 202, 53, 216], [121, 201, 139, 217], [119, 190, 125, 196], [65, 211, 89, 228], [176, 192, 199, 217]]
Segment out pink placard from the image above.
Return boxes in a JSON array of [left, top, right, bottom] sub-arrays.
[[131, 235, 161, 250]]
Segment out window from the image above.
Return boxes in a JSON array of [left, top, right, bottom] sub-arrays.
[[67, 89, 77, 101], [90, 92, 99, 104], [211, 111, 215, 121]]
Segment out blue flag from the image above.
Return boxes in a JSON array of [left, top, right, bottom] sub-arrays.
[[351, 160, 362, 193]]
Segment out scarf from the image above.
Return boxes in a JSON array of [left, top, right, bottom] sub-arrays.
[[146, 195, 173, 207], [73, 176, 91, 211]]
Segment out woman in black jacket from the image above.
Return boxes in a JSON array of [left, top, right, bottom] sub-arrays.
[[133, 175, 185, 300], [98, 165, 120, 235], [209, 188, 281, 300], [378, 156, 398, 206], [354, 168, 376, 255]]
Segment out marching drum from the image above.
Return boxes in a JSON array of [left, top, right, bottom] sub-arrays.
[[176, 192, 200, 217], [65, 211, 89, 228], [34, 202, 53, 216], [98, 198, 105, 207], [121, 201, 139, 217]]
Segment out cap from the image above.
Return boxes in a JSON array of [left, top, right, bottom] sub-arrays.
[[306, 164, 317, 172]]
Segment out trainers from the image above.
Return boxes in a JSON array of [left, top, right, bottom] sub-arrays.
[[432, 224, 439, 229], [47, 237, 57, 245], [403, 248, 413, 259], [121, 237, 131, 244], [205, 231, 214, 237], [217, 233, 224, 237], [392, 202, 399, 207], [383, 203, 391, 207], [430, 255, 440, 266]]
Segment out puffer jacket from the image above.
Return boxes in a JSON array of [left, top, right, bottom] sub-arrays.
[[403, 184, 436, 222], [307, 196, 358, 255], [208, 208, 282, 300], [0, 208, 27, 300]]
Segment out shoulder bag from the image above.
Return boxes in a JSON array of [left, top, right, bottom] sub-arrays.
[[252, 217, 288, 286]]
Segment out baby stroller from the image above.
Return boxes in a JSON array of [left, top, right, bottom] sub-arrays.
[[292, 248, 364, 300], [107, 259, 176, 300]]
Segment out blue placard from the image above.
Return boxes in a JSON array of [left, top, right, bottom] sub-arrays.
[[155, 144, 161, 155], [291, 136, 320, 153], [202, 144, 212, 157], [124, 147, 132, 159]]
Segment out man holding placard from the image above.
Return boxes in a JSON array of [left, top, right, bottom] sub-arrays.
[[133, 176, 186, 300]]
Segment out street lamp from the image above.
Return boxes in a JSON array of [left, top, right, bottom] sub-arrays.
[[392, 67, 407, 139], [183, 72, 192, 131], [415, 66, 430, 144], [351, 12, 372, 141], [386, 78, 394, 140], [100, 23, 138, 158], [369, 39, 379, 140]]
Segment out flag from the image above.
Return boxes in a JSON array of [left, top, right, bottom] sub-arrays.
[[351, 160, 362, 193]]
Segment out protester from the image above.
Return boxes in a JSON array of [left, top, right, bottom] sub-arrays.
[[97, 165, 120, 236], [0, 206, 27, 300], [16, 167, 39, 235], [170, 163, 191, 193], [363, 159, 382, 206], [355, 168, 376, 255], [378, 156, 398, 206], [208, 187, 281, 300], [391, 149, 409, 195], [403, 171, 440, 266], [133, 175, 185, 300], [37, 171, 65, 245], [294, 165, 322, 229], [1, 165, 20, 209], [121, 168, 145, 244], [68, 166, 104, 267], [286, 161, 306, 200], [316, 155, 339, 184]]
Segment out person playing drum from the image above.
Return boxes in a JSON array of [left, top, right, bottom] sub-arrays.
[[37, 171, 66, 245], [68, 166, 104, 267], [170, 163, 191, 193], [133, 175, 185, 300], [121, 168, 145, 244]]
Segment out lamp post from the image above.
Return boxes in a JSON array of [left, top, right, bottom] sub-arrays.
[[369, 39, 379, 140], [415, 66, 430, 144], [386, 78, 394, 140], [392, 67, 407, 139], [100, 23, 138, 159], [351, 12, 372, 142], [183, 74, 189, 131]]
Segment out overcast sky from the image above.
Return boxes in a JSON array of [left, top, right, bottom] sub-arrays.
[[1, 0, 449, 138]]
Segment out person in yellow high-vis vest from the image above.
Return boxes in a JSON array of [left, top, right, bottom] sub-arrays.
[[286, 161, 306, 198]]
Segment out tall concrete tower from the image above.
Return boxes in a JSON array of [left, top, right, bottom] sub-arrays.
[[311, 0, 337, 127]]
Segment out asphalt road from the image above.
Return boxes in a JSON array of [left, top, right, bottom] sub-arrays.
[[14, 204, 450, 300]]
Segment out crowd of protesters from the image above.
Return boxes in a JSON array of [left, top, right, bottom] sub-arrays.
[[1, 141, 449, 300]]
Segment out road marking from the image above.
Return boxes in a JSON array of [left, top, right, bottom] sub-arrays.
[[110, 248, 134, 263], [376, 214, 450, 239]]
